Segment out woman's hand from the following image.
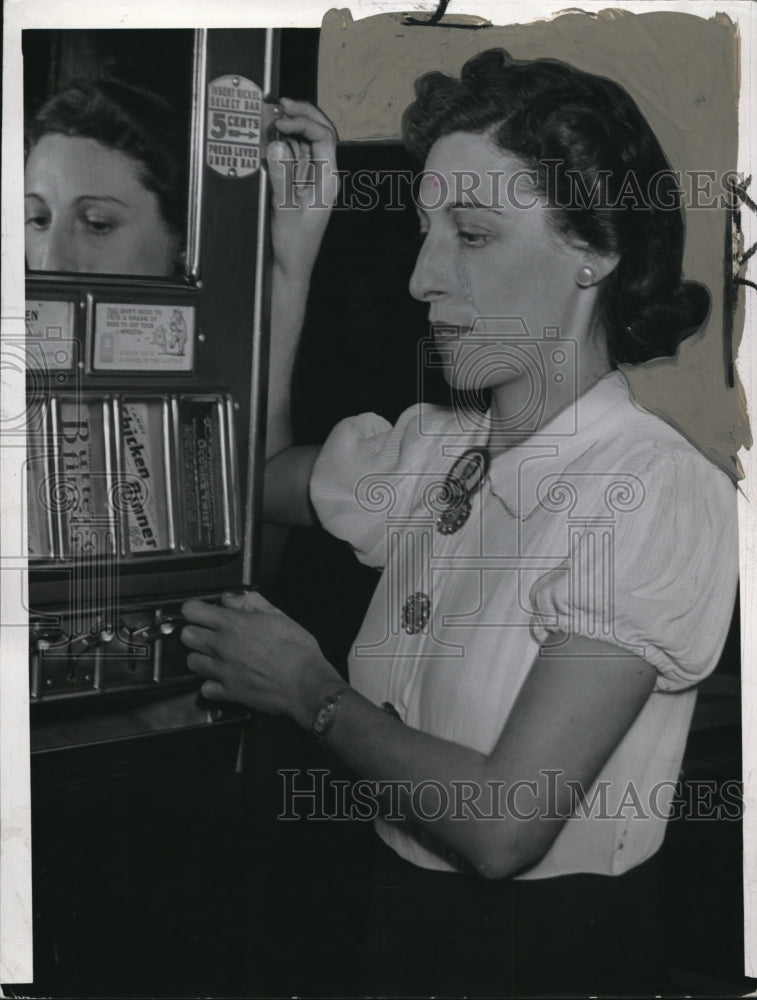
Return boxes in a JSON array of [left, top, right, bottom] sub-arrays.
[[182, 594, 657, 877], [180, 590, 345, 729], [266, 98, 340, 281]]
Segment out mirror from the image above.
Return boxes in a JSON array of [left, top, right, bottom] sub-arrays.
[[23, 29, 195, 279]]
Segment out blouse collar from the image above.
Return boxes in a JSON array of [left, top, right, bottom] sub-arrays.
[[485, 370, 633, 519]]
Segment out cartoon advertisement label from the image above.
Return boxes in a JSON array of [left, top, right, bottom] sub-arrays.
[[93, 303, 195, 372]]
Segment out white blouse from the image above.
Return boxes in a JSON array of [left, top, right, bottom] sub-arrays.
[[309, 371, 738, 878]]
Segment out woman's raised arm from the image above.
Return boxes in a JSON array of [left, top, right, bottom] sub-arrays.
[[263, 99, 339, 524]]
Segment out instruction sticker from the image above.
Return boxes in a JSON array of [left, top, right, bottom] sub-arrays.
[[93, 303, 195, 372], [207, 74, 263, 178], [25, 300, 76, 372]]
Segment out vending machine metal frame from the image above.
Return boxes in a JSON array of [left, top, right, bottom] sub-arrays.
[[26, 28, 279, 747]]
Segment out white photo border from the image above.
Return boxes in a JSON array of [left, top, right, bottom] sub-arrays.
[[2, 0, 754, 984]]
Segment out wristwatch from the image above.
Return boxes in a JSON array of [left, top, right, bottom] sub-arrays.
[[311, 686, 350, 740]]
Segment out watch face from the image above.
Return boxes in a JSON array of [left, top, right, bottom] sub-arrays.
[[312, 689, 349, 738], [312, 698, 336, 737]]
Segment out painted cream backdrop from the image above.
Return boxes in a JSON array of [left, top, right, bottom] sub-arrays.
[[319, 8, 748, 474]]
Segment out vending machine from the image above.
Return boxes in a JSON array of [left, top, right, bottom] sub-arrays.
[[24, 28, 278, 751]]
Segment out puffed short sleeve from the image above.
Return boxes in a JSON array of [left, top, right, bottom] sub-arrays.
[[309, 403, 446, 568], [530, 448, 738, 692]]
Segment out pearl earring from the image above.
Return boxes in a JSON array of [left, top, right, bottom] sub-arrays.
[[576, 265, 597, 288]]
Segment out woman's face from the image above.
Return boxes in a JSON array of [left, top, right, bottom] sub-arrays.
[[25, 133, 181, 275], [409, 132, 602, 392]]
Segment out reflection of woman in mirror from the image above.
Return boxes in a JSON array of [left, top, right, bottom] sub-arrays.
[[24, 78, 186, 275]]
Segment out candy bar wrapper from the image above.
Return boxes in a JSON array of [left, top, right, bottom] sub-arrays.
[[56, 398, 115, 558], [120, 400, 173, 555], [177, 398, 229, 551]]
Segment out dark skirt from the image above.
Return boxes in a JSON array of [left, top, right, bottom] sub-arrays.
[[351, 834, 670, 998]]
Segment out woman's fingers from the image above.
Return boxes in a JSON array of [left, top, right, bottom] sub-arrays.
[[186, 650, 219, 677], [274, 118, 337, 186], [199, 678, 227, 701], [276, 98, 338, 154], [267, 136, 328, 206], [274, 116, 338, 190], [274, 114, 334, 145], [273, 101, 338, 175], [181, 623, 218, 656], [182, 598, 237, 628], [270, 135, 299, 161], [278, 96, 336, 130], [266, 140, 293, 204], [180, 586, 339, 719], [221, 589, 282, 614]]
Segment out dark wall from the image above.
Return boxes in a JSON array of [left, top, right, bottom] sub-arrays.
[[23, 29, 195, 117]]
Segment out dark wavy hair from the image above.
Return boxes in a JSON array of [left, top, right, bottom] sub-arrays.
[[402, 49, 710, 365], [26, 77, 187, 241]]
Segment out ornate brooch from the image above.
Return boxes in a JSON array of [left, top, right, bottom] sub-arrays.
[[435, 446, 491, 535], [401, 591, 431, 634]]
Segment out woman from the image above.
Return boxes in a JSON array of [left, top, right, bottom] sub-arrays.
[[24, 77, 186, 275], [182, 51, 738, 995]]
